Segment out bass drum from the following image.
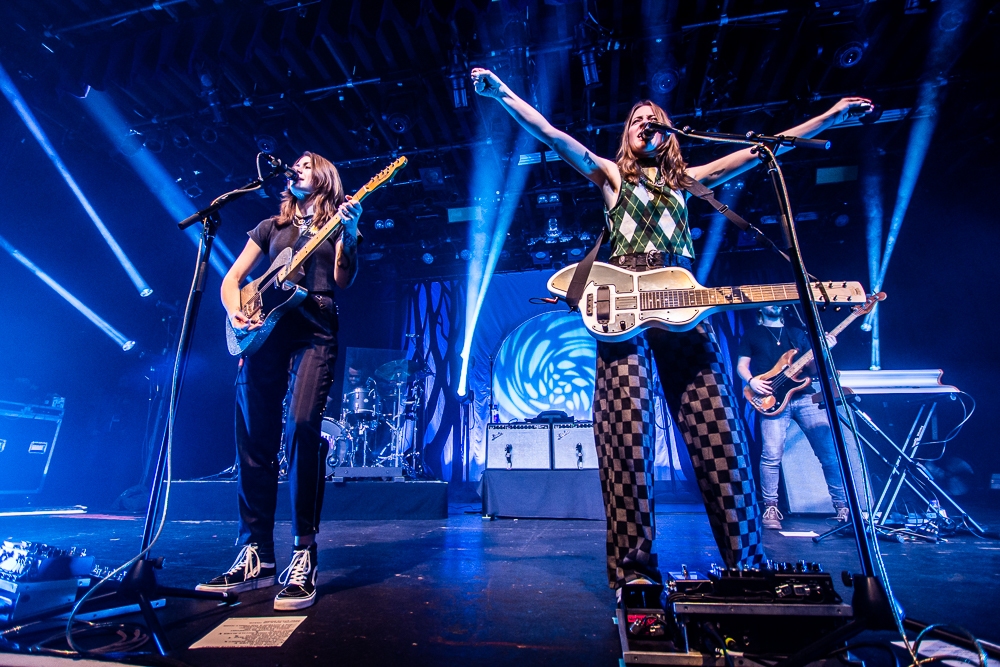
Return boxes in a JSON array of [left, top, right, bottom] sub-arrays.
[[320, 417, 352, 473]]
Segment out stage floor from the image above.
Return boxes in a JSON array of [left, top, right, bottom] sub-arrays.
[[1, 499, 997, 666]]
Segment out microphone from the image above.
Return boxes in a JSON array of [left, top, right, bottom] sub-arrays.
[[265, 154, 298, 182], [641, 121, 679, 139]]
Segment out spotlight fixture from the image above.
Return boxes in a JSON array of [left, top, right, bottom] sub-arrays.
[[834, 41, 866, 68], [117, 129, 144, 157], [690, 227, 703, 240], [567, 247, 585, 259], [384, 218, 395, 229], [459, 249, 472, 261], [255, 134, 278, 153], [422, 253, 435, 265], [171, 127, 190, 149], [201, 127, 218, 144], [374, 219, 385, 230], [384, 112, 411, 134], [651, 68, 680, 94], [834, 214, 850, 227], [143, 131, 163, 153]]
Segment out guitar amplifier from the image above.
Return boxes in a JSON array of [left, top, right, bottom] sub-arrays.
[[552, 422, 597, 469], [486, 423, 551, 470], [0, 400, 64, 495]]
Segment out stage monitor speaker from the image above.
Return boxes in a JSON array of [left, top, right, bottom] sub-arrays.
[[552, 422, 597, 469], [486, 423, 551, 470], [0, 400, 64, 495]]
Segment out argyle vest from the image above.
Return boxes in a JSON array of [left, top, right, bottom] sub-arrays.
[[606, 178, 693, 258]]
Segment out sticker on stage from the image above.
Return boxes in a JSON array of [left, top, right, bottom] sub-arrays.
[[190, 616, 307, 649], [777, 530, 820, 538]]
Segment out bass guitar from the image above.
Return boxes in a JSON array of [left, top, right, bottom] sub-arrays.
[[547, 262, 866, 342], [226, 156, 408, 356], [743, 292, 885, 416]]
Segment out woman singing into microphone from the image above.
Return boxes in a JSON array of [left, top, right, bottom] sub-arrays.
[[471, 66, 870, 594]]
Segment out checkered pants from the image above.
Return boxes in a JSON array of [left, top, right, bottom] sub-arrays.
[[593, 322, 766, 588]]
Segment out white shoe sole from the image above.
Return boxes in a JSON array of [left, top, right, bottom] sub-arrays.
[[195, 574, 276, 594], [274, 591, 316, 611]]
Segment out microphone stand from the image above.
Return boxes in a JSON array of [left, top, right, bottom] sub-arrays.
[[675, 126, 899, 665], [85, 171, 282, 656]]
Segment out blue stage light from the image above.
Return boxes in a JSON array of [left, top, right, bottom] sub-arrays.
[[0, 63, 154, 297], [0, 234, 136, 351], [81, 91, 236, 277]]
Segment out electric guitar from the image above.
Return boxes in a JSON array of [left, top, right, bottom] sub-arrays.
[[547, 262, 867, 342], [744, 292, 885, 416], [226, 157, 408, 356]]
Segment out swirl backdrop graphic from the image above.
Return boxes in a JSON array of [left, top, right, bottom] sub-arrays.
[[492, 311, 596, 422]]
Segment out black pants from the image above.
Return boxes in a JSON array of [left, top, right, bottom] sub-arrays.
[[235, 294, 338, 549]]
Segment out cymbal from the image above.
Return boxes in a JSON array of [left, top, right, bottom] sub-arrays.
[[375, 359, 421, 381]]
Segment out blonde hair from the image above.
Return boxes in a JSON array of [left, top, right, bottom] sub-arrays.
[[615, 100, 689, 191], [272, 151, 345, 227]]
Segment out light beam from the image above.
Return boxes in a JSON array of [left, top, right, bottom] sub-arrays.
[[0, 233, 136, 351], [0, 62, 154, 297]]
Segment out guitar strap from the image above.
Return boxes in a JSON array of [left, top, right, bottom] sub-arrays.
[[564, 226, 607, 312], [682, 178, 795, 266]]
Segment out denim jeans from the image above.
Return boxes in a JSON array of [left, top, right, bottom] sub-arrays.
[[759, 393, 847, 506]]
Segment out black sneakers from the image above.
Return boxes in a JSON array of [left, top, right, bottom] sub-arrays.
[[196, 543, 276, 594], [274, 544, 318, 611]]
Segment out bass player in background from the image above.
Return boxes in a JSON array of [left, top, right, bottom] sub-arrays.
[[472, 65, 872, 595], [737, 306, 849, 529], [197, 152, 362, 611]]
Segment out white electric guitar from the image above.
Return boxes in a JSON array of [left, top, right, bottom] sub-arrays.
[[547, 262, 866, 343]]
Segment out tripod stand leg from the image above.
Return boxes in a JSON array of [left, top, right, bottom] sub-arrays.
[[136, 592, 171, 655], [812, 520, 854, 543]]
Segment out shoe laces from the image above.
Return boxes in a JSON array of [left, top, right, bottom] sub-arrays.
[[763, 506, 783, 521], [279, 548, 313, 587], [226, 544, 262, 579]]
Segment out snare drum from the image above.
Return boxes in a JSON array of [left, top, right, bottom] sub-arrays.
[[343, 387, 380, 421]]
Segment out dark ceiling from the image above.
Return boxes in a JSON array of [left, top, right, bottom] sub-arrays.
[[1, 0, 997, 281]]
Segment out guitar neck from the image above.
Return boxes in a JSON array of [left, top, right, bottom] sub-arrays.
[[784, 307, 864, 376], [641, 283, 818, 310], [278, 184, 371, 282]]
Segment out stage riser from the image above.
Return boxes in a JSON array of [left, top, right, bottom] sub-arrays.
[[167, 480, 447, 521]]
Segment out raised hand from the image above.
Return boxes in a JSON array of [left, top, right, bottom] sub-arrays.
[[470, 68, 506, 99], [826, 96, 875, 125]]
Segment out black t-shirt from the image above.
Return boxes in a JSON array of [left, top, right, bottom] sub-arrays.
[[248, 217, 341, 293], [738, 324, 814, 384]]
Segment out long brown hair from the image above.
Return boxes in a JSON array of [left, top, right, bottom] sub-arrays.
[[272, 151, 345, 227], [616, 100, 689, 191]]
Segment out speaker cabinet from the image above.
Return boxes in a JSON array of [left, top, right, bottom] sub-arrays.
[[552, 422, 597, 469], [0, 400, 64, 495], [486, 423, 551, 470]]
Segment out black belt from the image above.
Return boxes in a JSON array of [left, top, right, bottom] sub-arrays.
[[611, 251, 692, 271]]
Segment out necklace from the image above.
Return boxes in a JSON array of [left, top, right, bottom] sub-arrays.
[[765, 325, 783, 346], [639, 166, 667, 189], [292, 213, 315, 233]]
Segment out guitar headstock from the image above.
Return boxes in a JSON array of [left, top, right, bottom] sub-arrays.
[[853, 291, 886, 316], [356, 156, 408, 198]]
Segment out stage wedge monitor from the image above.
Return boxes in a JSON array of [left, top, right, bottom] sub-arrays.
[[486, 423, 551, 470], [0, 400, 64, 495]]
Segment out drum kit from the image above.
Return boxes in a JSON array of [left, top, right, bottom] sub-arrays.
[[321, 357, 430, 476]]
